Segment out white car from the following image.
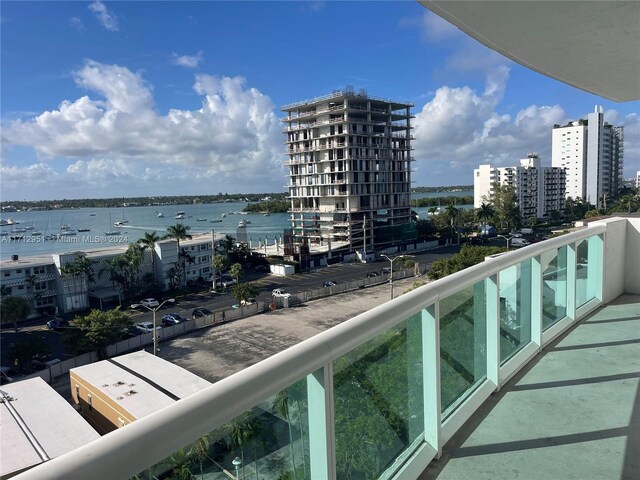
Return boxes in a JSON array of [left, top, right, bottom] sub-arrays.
[[139, 298, 160, 308], [135, 321, 162, 333], [511, 238, 531, 247], [272, 289, 291, 298]]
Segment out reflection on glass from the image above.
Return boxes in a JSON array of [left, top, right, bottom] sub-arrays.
[[576, 236, 599, 307], [333, 313, 423, 480], [542, 246, 568, 329], [140, 378, 310, 480], [440, 281, 487, 414], [499, 260, 532, 362]]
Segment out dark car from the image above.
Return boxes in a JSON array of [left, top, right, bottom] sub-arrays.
[[323, 281, 337, 287], [46, 318, 69, 330], [367, 271, 379, 278], [161, 313, 187, 326], [192, 307, 213, 319], [120, 325, 141, 339]]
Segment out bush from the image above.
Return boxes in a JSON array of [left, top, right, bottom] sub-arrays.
[[427, 245, 506, 280]]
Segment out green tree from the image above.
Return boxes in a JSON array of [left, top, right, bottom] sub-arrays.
[[190, 435, 210, 480], [232, 283, 260, 305], [444, 203, 459, 240], [1, 295, 32, 332], [211, 255, 226, 292], [475, 202, 495, 226], [0, 284, 12, 298], [229, 263, 243, 285], [165, 223, 192, 286], [226, 412, 264, 479], [138, 231, 161, 276], [428, 245, 507, 280], [159, 448, 194, 480], [489, 184, 521, 232], [60, 253, 95, 311], [273, 391, 297, 477], [72, 308, 133, 359]]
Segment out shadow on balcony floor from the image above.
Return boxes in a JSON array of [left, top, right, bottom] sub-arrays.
[[420, 294, 640, 480]]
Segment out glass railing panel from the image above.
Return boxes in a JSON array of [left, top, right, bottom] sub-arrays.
[[333, 312, 424, 480], [138, 377, 310, 480], [576, 236, 600, 308], [541, 246, 568, 330], [499, 259, 533, 363], [440, 280, 487, 415]]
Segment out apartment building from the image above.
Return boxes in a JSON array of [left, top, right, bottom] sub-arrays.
[[282, 87, 416, 255], [0, 234, 216, 315], [551, 106, 624, 207], [473, 154, 566, 219]]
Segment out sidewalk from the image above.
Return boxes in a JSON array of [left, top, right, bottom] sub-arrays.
[[159, 275, 428, 383]]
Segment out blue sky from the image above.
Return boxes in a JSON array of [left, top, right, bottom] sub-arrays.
[[1, 1, 638, 201]]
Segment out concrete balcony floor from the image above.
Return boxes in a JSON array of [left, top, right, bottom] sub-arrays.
[[421, 294, 640, 480]]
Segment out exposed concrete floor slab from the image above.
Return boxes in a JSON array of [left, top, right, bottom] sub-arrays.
[[421, 294, 640, 480]]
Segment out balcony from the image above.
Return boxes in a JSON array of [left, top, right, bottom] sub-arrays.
[[17, 217, 639, 480]]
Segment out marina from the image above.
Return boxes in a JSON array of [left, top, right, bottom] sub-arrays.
[[0, 191, 472, 261]]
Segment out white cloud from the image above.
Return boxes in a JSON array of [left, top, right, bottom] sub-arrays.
[[88, 1, 118, 31], [1, 60, 285, 198], [413, 66, 569, 185], [172, 51, 204, 69], [69, 17, 85, 32]]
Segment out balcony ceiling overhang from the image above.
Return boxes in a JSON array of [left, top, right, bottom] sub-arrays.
[[419, 1, 640, 102]]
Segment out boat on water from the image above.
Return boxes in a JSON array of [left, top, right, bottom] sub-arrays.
[[77, 228, 91, 232], [12, 227, 27, 233], [90, 213, 96, 216], [210, 219, 222, 223], [221, 213, 226, 218], [157, 212, 165, 218], [31, 230, 42, 236], [175, 211, 186, 219], [263, 212, 271, 216], [196, 218, 207, 222], [238, 220, 247, 228], [59, 230, 77, 236], [0, 218, 16, 226], [25, 226, 35, 231], [114, 221, 127, 227], [60, 224, 71, 231], [105, 230, 119, 236]]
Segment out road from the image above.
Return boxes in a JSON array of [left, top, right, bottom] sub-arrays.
[[0, 244, 461, 368]]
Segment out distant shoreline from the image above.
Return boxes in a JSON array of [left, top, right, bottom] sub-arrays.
[[1, 186, 473, 212]]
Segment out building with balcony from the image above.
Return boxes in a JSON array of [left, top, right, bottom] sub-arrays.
[[552, 106, 625, 208], [282, 87, 416, 256], [473, 154, 566, 220]]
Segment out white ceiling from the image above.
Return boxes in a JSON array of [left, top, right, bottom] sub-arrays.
[[419, 1, 640, 102]]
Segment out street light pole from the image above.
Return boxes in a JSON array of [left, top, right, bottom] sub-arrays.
[[381, 254, 412, 300], [130, 298, 175, 356], [498, 234, 514, 251]]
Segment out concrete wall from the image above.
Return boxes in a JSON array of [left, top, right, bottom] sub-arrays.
[[594, 218, 627, 303]]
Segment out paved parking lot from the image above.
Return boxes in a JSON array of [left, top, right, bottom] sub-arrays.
[[158, 275, 426, 383]]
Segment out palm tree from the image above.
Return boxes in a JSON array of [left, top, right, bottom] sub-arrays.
[[138, 231, 161, 278], [273, 391, 297, 476], [475, 202, 495, 226], [159, 447, 194, 480], [427, 206, 439, 216], [60, 253, 95, 311], [190, 435, 210, 480], [445, 203, 459, 241], [165, 224, 192, 286], [230, 263, 243, 286], [211, 255, 226, 292]]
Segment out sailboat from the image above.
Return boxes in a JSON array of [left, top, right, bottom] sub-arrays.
[[105, 214, 119, 236]]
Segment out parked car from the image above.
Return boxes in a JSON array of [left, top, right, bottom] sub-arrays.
[[511, 238, 531, 247], [192, 307, 213, 319], [381, 267, 391, 274], [46, 318, 69, 330], [135, 321, 162, 333], [161, 313, 187, 326], [323, 281, 337, 287], [367, 271, 379, 278], [272, 288, 291, 298], [139, 298, 160, 308], [221, 276, 237, 288]]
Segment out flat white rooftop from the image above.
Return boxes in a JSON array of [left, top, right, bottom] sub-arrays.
[[0, 377, 100, 478], [70, 351, 211, 420]]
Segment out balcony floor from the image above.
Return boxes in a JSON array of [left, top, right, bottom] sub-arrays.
[[421, 294, 640, 480]]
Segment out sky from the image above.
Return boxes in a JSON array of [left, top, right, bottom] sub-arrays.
[[1, 1, 638, 201]]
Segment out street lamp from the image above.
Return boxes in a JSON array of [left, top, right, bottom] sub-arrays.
[[380, 254, 413, 300], [232, 456, 242, 480], [498, 234, 514, 251], [130, 298, 175, 356]]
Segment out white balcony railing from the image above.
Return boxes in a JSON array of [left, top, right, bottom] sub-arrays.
[[18, 218, 635, 480]]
